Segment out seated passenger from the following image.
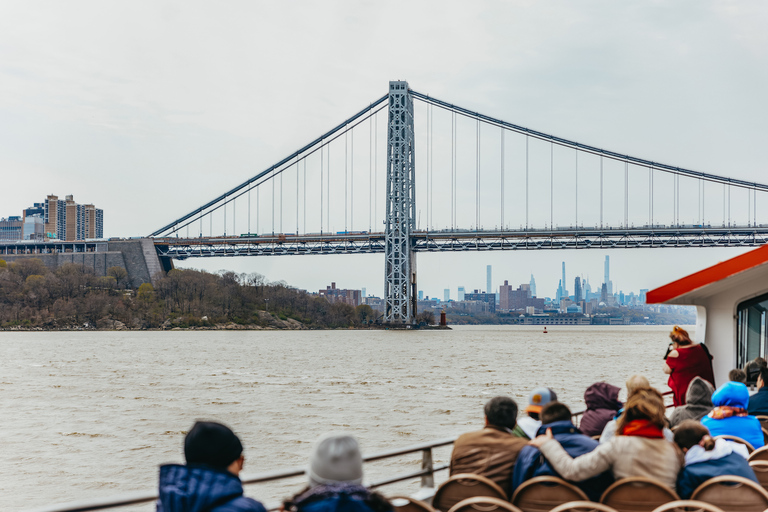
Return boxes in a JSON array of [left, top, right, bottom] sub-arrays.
[[600, 375, 675, 443], [512, 387, 557, 440], [157, 421, 266, 512], [747, 366, 768, 416], [579, 382, 622, 438], [450, 396, 527, 495], [729, 368, 747, 384], [530, 387, 683, 490], [674, 419, 757, 499], [702, 381, 765, 448], [283, 434, 391, 512], [669, 377, 714, 428], [511, 401, 613, 501]]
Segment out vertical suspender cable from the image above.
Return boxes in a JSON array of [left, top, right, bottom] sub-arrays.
[[374, 113, 377, 230], [224, 195, 227, 236], [525, 135, 529, 229], [430, 104, 433, 231], [248, 187, 251, 236], [728, 184, 731, 227], [648, 168, 651, 226], [723, 184, 726, 227], [369, 115, 373, 232], [424, 103, 429, 231], [476, 118, 480, 230], [327, 144, 331, 233], [575, 151, 578, 227], [624, 161, 628, 228], [233, 197, 236, 237], [303, 159, 307, 233], [550, 142, 553, 229], [280, 171, 284, 233], [272, 174, 275, 235], [351, 128, 354, 231], [600, 156, 603, 228], [345, 129, 348, 232], [500, 128, 504, 230], [451, 112, 455, 231], [296, 159, 299, 235], [320, 145, 324, 234], [256, 186, 260, 235]]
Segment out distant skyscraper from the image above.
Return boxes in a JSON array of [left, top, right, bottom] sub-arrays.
[[458, 286, 465, 301], [561, 262, 568, 298], [574, 277, 582, 303], [529, 274, 537, 297], [418, 290, 424, 301], [362, 288, 366, 298], [444, 289, 450, 302], [584, 278, 592, 300], [486, 265, 492, 295], [604, 255, 612, 295]]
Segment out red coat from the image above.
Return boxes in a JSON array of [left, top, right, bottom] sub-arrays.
[[667, 344, 715, 406]]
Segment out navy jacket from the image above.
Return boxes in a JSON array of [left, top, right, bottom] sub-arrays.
[[287, 484, 392, 512], [748, 387, 768, 416], [157, 464, 266, 512], [510, 420, 614, 501], [677, 452, 758, 499]]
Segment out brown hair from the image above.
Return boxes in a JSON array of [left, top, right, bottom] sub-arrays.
[[670, 325, 692, 346], [674, 420, 715, 451], [616, 387, 666, 434], [729, 368, 747, 383], [541, 401, 572, 424]]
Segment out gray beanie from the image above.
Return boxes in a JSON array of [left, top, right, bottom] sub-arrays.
[[308, 433, 363, 487]]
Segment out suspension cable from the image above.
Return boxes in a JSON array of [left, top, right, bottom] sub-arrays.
[[500, 128, 504, 230], [550, 142, 554, 229], [575, 150, 578, 227], [525, 135, 529, 229], [600, 156, 603, 228], [476, 118, 480, 230]]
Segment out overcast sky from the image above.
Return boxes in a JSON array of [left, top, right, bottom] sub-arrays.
[[1, 1, 767, 298]]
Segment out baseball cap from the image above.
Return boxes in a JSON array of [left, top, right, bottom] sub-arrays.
[[525, 387, 558, 414]]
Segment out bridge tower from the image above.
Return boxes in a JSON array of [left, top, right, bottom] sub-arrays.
[[384, 80, 417, 324]]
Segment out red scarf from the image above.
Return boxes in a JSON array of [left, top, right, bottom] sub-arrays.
[[620, 419, 665, 439]]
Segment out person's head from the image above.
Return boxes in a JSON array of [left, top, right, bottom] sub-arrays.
[[758, 366, 768, 389], [729, 368, 747, 383], [308, 433, 363, 488], [616, 387, 666, 434], [711, 381, 750, 409], [625, 375, 650, 397], [540, 401, 572, 425], [669, 325, 692, 346], [674, 420, 715, 453], [484, 396, 518, 430], [756, 357, 768, 368], [184, 421, 244, 475], [526, 387, 558, 420], [685, 376, 715, 407]]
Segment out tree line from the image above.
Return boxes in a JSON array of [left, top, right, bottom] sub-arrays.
[[0, 258, 378, 330]]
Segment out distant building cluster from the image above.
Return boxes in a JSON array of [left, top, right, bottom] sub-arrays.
[[319, 282, 362, 307], [0, 194, 103, 242]]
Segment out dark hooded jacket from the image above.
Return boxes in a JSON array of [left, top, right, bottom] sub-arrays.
[[157, 464, 266, 512], [283, 483, 392, 512], [579, 383, 622, 438], [669, 376, 715, 428], [510, 420, 614, 501]]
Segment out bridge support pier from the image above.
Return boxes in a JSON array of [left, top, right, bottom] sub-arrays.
[[384, 80, 417, 324]]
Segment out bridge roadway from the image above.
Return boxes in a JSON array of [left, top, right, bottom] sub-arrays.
[[153, 225, 768, 259]]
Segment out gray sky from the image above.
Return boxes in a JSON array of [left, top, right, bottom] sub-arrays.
[[1, 1, 767, 298]]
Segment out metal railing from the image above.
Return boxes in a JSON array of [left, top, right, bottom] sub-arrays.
[[26, 437, 456, 512]]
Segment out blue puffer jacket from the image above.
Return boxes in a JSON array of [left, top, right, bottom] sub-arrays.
[[157, 464, 266, 512], [285, 483, 391, 512], [701, 382, 765, 449], [677, 440, 758, 498], [510, 420, 614, 501]]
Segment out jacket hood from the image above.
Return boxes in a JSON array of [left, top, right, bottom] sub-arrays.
[[158, 464, 244, 512], [536, 420, 581, 437], [711, 381, 750, 408], [685, 377, 715, 407], [584, 382, 622, 410]]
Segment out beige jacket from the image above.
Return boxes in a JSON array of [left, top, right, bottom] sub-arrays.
[[539, 435, 683, 490], [450, 425, 528, 494]]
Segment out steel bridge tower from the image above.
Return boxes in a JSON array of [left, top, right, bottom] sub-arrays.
[[384, 80, 417, 324]]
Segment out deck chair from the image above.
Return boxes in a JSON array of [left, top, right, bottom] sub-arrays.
[[713, 434, 755, 453], [748, 445, 768, 462], [649, 500, 725, 512], [754, 415, 768, 429], [690, 475, 768, 512], [599, 476, 679, 512], [549, 501, 620, 512], [445, 497, 523, 512], [433, 474, 507, 512], [390, 496, 438, 512], [762, 427, 768, 446], [749, 460, 768, 492], [510, 475, 588, 512]]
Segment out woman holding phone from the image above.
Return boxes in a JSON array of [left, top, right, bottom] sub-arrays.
[[663, 325, 715, 407]]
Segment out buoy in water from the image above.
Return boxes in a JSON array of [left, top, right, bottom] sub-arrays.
[[543, 327, 548, 334]]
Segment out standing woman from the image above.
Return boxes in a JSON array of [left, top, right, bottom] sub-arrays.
[[663, 326, 715, 407]]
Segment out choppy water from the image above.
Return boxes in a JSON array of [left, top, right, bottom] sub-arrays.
[[0, 325, 677, 511]]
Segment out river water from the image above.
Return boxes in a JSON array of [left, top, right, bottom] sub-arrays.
[[1, 325, 677, 511]]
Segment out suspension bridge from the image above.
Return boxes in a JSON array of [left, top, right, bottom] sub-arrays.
[[145, 80, 768, 324]]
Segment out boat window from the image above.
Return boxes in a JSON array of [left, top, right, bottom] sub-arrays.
[[737, 292, 768, 369]]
